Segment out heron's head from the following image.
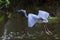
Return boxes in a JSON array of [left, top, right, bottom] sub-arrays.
[[16, 9, 26, 13]]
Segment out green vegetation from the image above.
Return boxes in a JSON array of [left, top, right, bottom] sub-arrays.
[[0, 16, 4, 23], [0, 16, 58, 23], [48, 17, 58, 23]]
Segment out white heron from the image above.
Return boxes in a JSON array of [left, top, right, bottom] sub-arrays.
[[17, 9, 52, 35], [17, 9, 49, 27]]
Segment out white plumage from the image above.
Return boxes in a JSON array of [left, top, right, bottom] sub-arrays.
[[17, 9, 49, 27]]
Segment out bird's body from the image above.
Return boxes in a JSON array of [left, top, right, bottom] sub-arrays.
[[17, 9, 53, 35], [17, 9, 49, 27], [28, 14, 39, 27]]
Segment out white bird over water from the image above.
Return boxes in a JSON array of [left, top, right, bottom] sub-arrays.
[[17, 9, 49, 27], [17, 9, 53, 35]]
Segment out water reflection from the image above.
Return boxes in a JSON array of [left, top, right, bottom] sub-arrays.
[[1, 31, 59, 40], [1, 31, 42, 40], [0, 20, 60, 40], [0, 30, 60, 40]]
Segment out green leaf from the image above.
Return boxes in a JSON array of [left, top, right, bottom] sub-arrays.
[[0, 16, 4, 22], [6, 0, 10, 5]]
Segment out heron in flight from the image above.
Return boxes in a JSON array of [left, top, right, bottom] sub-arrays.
[[17, 9, 52, 35], [17, 9, 49, 27]]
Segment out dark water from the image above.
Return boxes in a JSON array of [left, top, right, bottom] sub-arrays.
[[0, 22, 60, 40], [0, 13, 60, 40]]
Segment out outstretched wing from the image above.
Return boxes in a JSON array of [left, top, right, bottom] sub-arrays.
[[38, 10, 49, 23], [28, 14, 38, 27]]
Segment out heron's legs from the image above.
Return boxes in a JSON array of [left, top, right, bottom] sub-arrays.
[[44, 24, 53, 35]]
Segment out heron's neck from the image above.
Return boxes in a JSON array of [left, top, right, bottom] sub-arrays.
[[24, 12, 28, 18]]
